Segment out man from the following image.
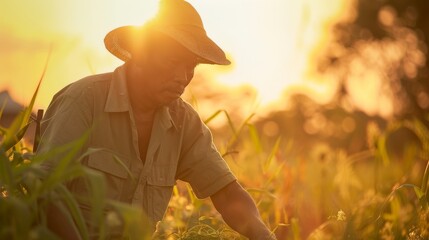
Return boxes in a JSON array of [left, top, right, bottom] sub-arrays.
[[38, 0, 276, 239]]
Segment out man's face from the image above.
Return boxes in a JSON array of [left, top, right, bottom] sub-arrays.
[[130, 35, 198, 107]]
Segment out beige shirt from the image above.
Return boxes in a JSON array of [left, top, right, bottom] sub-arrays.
[[38, 65, 236, 225]]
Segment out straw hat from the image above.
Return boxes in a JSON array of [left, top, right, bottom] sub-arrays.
[[104, 0, 230, 65]]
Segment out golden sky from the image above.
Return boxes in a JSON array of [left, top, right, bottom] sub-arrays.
[[0, 0, 352, 113]]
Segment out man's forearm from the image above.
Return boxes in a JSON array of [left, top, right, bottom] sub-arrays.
[[221, 193, 275, 239], [211, 181, 277, 240]]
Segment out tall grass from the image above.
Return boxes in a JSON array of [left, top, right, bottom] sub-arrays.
[[156, 108, 429, 239], [152, 110, 286, 239], [0, 58, 151, 240], [2, 58, 428, 239]]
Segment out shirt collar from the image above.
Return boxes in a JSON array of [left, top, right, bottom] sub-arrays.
[[104, 65, 130, 112], [157, 106, 178, 131], [104, 65, 178, 131]]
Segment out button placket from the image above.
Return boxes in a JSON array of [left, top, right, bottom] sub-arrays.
[[132, 174, 147, 206], [128, 106, 146, 207], [128, 108, 141, 163]]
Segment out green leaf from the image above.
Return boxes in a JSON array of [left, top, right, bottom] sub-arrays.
[[422, 160, 429, 195], [204, 109, 238, 135], [55, 184, 90, 240], [227, 113, 255, 148], [107, 200, 153, 240], [82, 167, 106, 237], [264, 137, 281, 172], [0, 99, 7, 122], [247, 123, 262, 154], [186, 183, 202, 209], [1, 47, 50, 151], [4, 195, 33, 238], [246, 188, 277, 199], [0, 149, 14, 192], [76, 147, 134, 181], [2, 109, 29, 151], [377, 134, 390, 166], [414, 186, 424, 199], [204, 110, 223, 125], [31, 134, 89, 199]]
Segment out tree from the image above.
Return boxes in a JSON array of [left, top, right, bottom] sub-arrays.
[[319, 0, 429, 123]]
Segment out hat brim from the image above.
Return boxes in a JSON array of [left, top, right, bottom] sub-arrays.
[[104, 25, 230, 65]]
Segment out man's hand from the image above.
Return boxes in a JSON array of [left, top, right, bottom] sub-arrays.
[[210, 181, 277, 240]]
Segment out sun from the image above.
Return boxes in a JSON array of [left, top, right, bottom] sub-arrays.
[[0, 0, 350, 111]]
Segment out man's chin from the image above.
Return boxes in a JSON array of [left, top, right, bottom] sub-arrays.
[[166, 91, 183, 100], [157, 95, 180, 107]]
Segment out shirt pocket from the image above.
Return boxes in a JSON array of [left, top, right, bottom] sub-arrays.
[[149, 142, 179, 186], [70, 150, 129, 202], [145, 164, 176, 223], [87, 150, 129, 179]]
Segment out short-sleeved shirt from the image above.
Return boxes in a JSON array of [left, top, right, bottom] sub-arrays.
[[38, 65, 236, 225]]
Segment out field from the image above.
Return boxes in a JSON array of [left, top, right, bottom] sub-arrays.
[[1, 82, 428, 240], [154, 108, 429, 240]]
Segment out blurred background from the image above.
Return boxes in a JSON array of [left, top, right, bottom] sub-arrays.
[[2, 0, 429, 239], [1, 0, 347, 114]]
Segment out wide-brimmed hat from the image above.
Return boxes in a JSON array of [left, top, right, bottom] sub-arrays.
[[104, 0, 230, 65]]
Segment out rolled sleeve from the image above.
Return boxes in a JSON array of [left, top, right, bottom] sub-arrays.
[[176, 107, 236, 199]]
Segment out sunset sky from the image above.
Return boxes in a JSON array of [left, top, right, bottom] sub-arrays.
[[0, 0, 353, 114]]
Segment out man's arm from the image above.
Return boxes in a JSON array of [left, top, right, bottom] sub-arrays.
[[210, 181, 277, 240]]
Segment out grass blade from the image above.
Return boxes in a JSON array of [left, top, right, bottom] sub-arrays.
[[1, 47, 51, 151]]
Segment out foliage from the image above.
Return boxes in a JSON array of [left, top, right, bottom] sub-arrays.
[[152, 185, 244, 240], [3, 49, 429, 240], [0, 67, 151, 240], [156, 106, 429, 239], [319, 0, 429, 120]]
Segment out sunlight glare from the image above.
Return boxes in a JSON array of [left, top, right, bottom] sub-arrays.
[[1, 0, 350, 111], [189, 0, 350, 106]]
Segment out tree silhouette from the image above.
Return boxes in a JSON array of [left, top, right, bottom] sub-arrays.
[[319, 0, 429, 124]]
